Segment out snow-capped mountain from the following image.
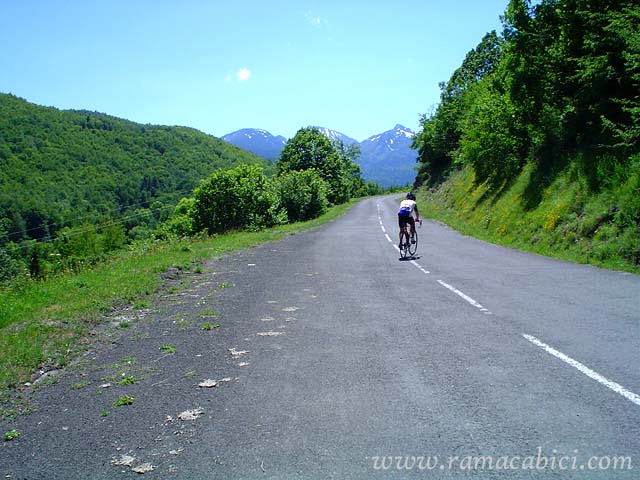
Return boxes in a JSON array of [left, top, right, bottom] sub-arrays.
[[358, 125, 417, 187], [309, 126, 359, 146], [221, 124, 417, 187], [221, 128, 286, 162]]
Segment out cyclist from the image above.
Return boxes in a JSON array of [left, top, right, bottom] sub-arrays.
[[398, 192, 420, 249]]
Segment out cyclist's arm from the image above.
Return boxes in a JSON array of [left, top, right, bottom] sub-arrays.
[[414, 205, 420, 221]]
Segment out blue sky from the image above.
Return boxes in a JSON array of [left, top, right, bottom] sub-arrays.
[[1, 0, 508, 141]]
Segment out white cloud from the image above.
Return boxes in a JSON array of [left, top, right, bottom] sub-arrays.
[[236, 68, 251, 82], [225, 68, 251, 82], [305, 11, 324, 28]]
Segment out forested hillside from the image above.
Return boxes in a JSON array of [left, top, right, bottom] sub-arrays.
[[0, 93, 272, 281], [413, 0, 639, 271], [0, 94, 268, 241]]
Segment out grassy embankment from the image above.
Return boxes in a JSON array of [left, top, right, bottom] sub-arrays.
[[417, 164, 640, 274], [0, 201, 355, 405]]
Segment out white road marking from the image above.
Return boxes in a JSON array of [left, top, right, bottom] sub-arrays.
[[410, 260, 430, 274], [523, 334, 640, 407], [381, 225, 386, 233], [384, 233, 392, 243], [437, 279, 491, 314]]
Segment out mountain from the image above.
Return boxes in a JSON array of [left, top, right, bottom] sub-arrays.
[[358, 125, 417, 188], [221, 128, 286, 162], [222, 125, 417, 188], [0, 93, 270, 243], [309, 127, 358, 146]]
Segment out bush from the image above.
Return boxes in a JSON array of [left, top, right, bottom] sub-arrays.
[[0, 248, 21, 285], [275, 170, 328, 222], [192, 165, 284, 234], [157, 197, 196, 238]]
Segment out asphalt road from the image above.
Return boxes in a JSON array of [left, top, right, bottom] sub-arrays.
[[1, 195, 638, 479]]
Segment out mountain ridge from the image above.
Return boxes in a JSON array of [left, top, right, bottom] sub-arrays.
[[221, 128, 286, 162], [222, 125, 417, 187]]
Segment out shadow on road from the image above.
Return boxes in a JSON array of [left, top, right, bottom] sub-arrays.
[[399, 255, 421, 261]]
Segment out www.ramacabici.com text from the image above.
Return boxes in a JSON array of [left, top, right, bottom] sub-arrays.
[[368, 448, 633, 472]]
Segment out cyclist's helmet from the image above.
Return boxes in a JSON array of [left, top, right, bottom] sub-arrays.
[[406, 192, 416, 200]]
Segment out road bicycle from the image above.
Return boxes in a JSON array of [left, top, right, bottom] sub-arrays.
[[399, 219, 422, 259]]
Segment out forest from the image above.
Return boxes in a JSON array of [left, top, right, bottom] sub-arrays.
[[413, 0, 639, 269], [0, 93, 273, 281]]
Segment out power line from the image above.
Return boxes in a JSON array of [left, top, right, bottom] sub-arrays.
[[3, 187, 195, 240]]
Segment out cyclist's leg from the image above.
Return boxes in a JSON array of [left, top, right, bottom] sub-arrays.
[[398, 217, 407, 247], [408, 217, 416, 241]]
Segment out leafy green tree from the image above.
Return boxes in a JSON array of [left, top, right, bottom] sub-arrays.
[[414, 31, 504, 186], [192, 165, 283, 234], [333, 139, 365, 200], [458, 80, 521, 189], [277, 127, 359, 204], [275, 170, 329, 222]]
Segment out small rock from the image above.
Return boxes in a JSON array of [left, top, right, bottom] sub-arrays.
[[198, 379, 218, 388], [111, 454, 136, 467], [178, 409, 204, 421], [228, 348, 249, 357], [257, 331, 284, 337], [131, 463, 154, 474]]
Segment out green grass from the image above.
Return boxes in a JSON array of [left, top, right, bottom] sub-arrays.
[[158, 344, 176, 354], [112, 395, 134, 407], [117, 375, 136, 386], [200, 322, 220, 331], [4, 429, 21, 441], [418, 164, 640, 274], [0, 200, 355, 400]]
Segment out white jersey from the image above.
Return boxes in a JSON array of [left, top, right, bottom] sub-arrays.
[[398, 199, 417, 218]]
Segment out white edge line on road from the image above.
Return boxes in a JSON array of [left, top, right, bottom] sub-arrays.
[[437, 279, 491, 314], [522, 334, 640, 407], [384, 233, 392, 243], [381, 225, 386, 233]]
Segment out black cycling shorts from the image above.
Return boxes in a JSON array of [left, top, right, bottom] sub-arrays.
[[398, 215, 415, 229]]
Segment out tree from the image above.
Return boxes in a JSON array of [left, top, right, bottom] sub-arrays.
[[277, 127, 358, 204], [414, 32, 504, 186], [275, 170, 329, 222], [192, 165, 283, 234], [458, 80, 522, 189]]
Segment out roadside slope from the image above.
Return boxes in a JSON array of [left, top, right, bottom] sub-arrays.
[[417, 164, 640, 274]]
